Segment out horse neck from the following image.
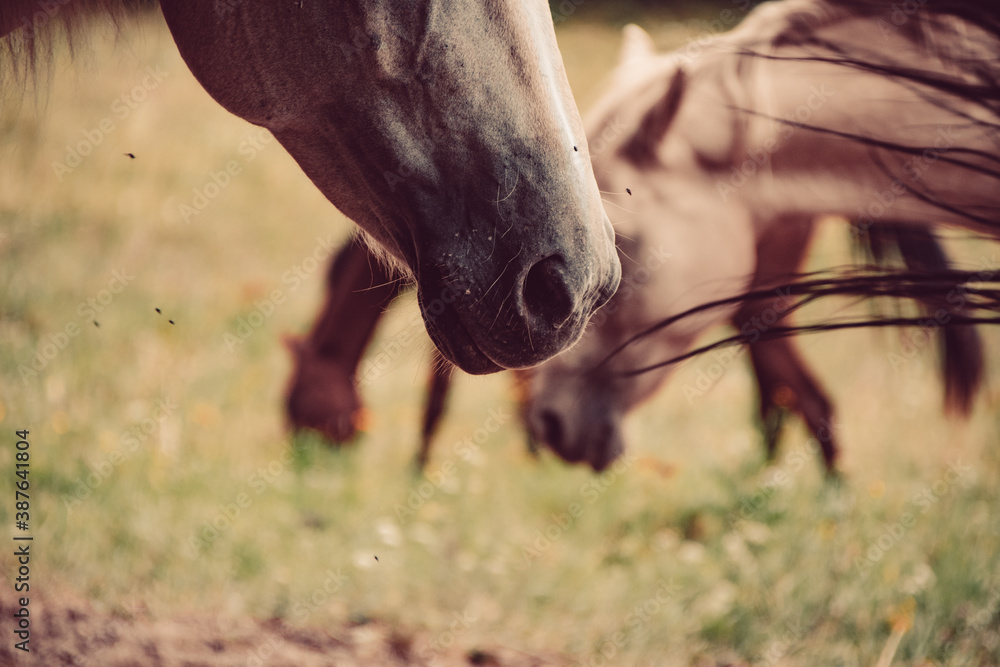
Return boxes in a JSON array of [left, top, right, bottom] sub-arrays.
[[156, 0, 593, 265]]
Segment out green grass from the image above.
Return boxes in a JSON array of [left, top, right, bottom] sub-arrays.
[[2, 7, 1000, 665]]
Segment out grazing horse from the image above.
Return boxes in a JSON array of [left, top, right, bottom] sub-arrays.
[[287, 1, 995, 474], [283, 235, 512, 468], [1, 0, 621, 374], [523, 1, 999, 471]]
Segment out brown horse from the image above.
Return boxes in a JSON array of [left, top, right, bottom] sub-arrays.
[[2, 0, 621, 375], [282, 233, 461, 468]]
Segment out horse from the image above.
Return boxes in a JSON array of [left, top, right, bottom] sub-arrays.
[[287, 0, 998, 474], [1, 0, 621, 375], [522, 1, 1000, 471]]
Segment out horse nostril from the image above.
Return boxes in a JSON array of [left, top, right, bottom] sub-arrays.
[[538, 409, 564, 452], [523, 255, 575, 327]]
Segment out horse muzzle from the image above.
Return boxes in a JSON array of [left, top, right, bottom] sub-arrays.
[[418, 225, 621, 374]]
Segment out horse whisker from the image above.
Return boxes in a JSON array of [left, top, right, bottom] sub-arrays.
[[599, 197, 637, 214]]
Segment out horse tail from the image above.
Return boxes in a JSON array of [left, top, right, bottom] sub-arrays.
[[852, 222, 984, 415]]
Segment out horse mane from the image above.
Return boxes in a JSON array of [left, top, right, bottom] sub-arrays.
[[735, 0, 1000, 229], [0, 0, 137, 90], [604, 266, 1000, 378]]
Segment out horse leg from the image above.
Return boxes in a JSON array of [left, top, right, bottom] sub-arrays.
[[415, 350, 455, 470], [510, 369, 541, 459], [732, 218, 839, 473], [743, 338, 839, 473], [284, 235, 401, 442]]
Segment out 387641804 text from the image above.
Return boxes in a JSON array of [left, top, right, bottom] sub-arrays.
[[13, 429, 32, 653]]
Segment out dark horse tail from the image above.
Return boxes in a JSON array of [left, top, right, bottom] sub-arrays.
[[854, 223, 984, 413]]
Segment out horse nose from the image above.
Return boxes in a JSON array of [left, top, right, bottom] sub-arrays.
[[522, 255, 576, 328]]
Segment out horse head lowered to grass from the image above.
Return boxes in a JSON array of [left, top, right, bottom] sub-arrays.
[[2, 0, 621, 374], [523, 0, 1000, 469]]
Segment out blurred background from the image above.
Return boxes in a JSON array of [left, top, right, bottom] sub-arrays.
[[1, 1, 999, 664]]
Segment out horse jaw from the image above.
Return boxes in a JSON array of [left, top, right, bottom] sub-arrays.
[[158, 0, 621, 375]]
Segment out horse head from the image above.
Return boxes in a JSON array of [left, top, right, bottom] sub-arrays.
[[158, 0, 621, 374], [522, 25, 756, 469], [283, 336, 365, 442]]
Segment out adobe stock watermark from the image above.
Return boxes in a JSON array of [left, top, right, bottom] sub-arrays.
[[244, 567, 349, 666], [15, 0, 72, 41], [682, 286, 794, 404], [667, 1, 758, 67], [381, 127, 443, 192], [517, 452, 636, 569], [168, 128, 274, 224], [586, 245, 673, 330], [754, 618, 807, 667], [716, 84, 836, 202], [852, 126, 960, 237], [854, 459, 973, 574], [418, 608, 478, 664], [887, 254, 997, 373], [288, 568, 350, 624], [52, 66, 169, 181], [356, 273, 475, 387], [74, 590, 147, 667], [587, 115, 626, 159], [185, 444, 299, 556], [393, 407, 510, 522], [61, 398, 179, 513], [223, 235, 339, 352], [588, 578, 681, 666], [551, 0, 586, 24], [726, 422, 838, 530], [875, 0, 929, 39], [18, 268, 134, 384]]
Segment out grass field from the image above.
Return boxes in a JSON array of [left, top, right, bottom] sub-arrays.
[[2, 4, 1000, 665]]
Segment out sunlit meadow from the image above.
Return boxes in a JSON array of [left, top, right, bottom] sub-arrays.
[[1, 3, 999, 665]]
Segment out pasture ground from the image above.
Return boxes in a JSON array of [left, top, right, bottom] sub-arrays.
[[2, 4, 999, 665]]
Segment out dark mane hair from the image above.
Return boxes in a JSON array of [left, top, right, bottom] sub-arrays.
[[0, 0, 139, 90], [740, 0, 1000, 229]]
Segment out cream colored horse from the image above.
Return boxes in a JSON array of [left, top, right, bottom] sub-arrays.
[[523, 0, 999, 470]]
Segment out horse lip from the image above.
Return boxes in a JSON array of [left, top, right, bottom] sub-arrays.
[[421, 300, 503, 375]]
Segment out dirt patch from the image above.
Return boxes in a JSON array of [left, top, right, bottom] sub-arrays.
[[0, 591, 568, 666]]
